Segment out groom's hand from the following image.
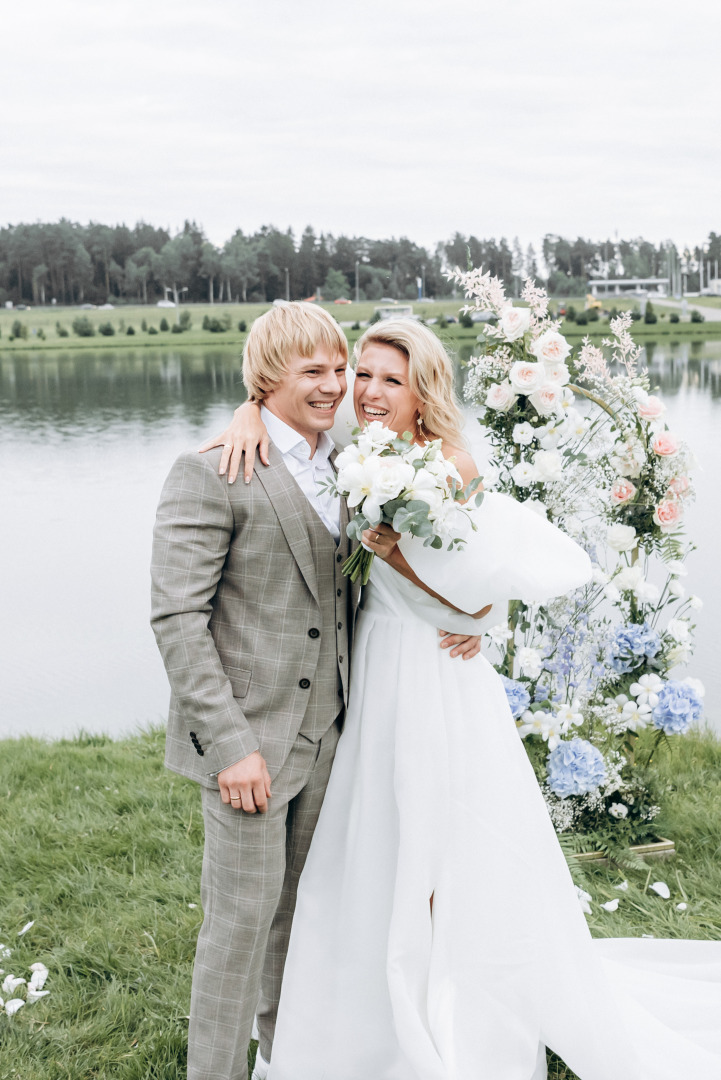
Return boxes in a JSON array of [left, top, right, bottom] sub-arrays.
[[218, 751, 272, 813]]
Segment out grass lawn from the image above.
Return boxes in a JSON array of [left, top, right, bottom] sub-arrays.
[[1, 726, 719, 1079]]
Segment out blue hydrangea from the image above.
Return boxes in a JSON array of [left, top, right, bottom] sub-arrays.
[[652, 680, 703, 735], [546, 738, 607, 798], [499, 675, 531, 719], [609, 622, 662, 674]]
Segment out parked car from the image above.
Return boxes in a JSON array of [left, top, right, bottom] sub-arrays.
[[333, 297, 352, 304], [470, 310, 494, 323], [157, 300, 176, 308]]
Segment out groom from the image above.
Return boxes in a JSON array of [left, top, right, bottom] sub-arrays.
[[150, 302, 358, 1080]]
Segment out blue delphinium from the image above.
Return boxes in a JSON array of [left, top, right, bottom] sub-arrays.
[[652, 680, 703, 735], [547, 737, 607, 798], [609, 622, 662, 674], [499, 675, 531, 719]]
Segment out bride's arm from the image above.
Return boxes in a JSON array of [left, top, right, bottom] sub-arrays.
[[198, 401, 270, 484]]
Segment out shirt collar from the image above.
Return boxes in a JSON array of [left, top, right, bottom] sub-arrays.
[[261, 405, 334, 465]]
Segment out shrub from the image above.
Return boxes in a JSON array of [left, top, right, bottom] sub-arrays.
[[71, 315, 95, 337], [368, 310, 382, 325], [56, 321, 69, 337], [202, 314, 211, 330], [238, 320, 247, 332], [586, 307, 600, 322], [691, 309, 705, 323], [437, 314, 448, 329], [179, 310, 192, 331], [222, 312, 233, 331], [204, 317, 227, 332], [171, 323, 183, 333], [141, 318, 148, 332], [159, 317, 170, 332], [148, 325, 158, 335], [126, 325, 135, 335], [565, 305, 577, 323], [630, 308, 642, 321], [98, 321, 115, 336], [351, 321, 360, 330], [459, 312, 474, 328], [644, 302, 657, 324], [574, 311, 588, 326], [11, 319, 28, 339], [37, 328, 46, 340], [669, 312, 680, 324]]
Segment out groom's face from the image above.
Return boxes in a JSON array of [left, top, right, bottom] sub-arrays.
[[264, 347, 347, 444]]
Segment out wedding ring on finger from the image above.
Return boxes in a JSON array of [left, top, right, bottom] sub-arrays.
[[223, 444, 233, 450]]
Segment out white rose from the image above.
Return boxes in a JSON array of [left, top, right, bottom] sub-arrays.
[[509, 361, 545, 395], [608, 803, 628, 820], [689, 595, 703, 610], [361, 419, 397, 451], [668, 579, 686, 599], [485, 381, 518, 412], [529, 382, 564, 417], [543, 362, 570, 386], [481, 463, 500, 489], [517, 647, 543, 678], [635, 580, 660, 604], [604, 583, 622, 602], [666, 560, 688, 577], [512, 421, 535, 446], [530, 328, 572, 364], [666, 618, 690, 644], [666, 644, 691, 665], [615, 565, 644, 591], [369, 458, 415, 504], [607, 524, 637, 552], [532, 449, 564, 483], [499, 305, 532, 342], [511, 461, 537, 488]]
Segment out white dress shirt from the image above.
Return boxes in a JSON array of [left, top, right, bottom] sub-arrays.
[[261, 406, 341, 541]]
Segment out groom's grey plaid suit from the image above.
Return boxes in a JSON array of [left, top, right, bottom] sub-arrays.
[[151, 443, 358, 1080]]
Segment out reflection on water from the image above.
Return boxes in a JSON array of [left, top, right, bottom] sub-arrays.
[[0, 340, 719, 739]]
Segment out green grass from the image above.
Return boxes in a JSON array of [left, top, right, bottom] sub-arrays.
[[1, 726, 719, 1079]]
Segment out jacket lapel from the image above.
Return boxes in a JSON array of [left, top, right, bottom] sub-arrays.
[[254, 444, 319, 603]]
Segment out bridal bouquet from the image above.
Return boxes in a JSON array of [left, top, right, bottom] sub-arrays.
[[322, 421, 482, 585]]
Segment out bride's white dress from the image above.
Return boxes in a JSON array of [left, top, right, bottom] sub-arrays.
[[268, 494, 721, 1080]]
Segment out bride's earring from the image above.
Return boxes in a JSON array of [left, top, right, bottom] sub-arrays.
[[417, 414, 424, 433]]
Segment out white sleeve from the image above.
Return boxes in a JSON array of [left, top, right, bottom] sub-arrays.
[[329, 365, 357, 450], [397, 491, 592, 615]]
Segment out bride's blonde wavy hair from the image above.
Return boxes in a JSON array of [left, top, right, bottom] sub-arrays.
[[353, 319, 466, 447]]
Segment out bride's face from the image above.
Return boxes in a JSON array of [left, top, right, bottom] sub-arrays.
[[353, 343, 423, 437]]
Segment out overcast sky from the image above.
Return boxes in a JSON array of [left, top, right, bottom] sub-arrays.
[[3, 0, 719, 253]]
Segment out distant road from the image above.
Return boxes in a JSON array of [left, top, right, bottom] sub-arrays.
[[653, 297, 721, 322]]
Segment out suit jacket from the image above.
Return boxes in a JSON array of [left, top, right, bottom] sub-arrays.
[[150, 444, 359, 786]]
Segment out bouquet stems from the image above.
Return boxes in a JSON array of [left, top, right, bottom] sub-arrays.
[[342, 546, 375, 586]]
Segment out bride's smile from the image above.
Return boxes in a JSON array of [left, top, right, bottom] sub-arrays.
[[354, 342, 424, 436]]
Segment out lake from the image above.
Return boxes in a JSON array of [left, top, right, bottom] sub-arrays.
[[1, 338, 719, 740]]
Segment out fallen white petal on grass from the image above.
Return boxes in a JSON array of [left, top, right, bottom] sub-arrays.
[[187, 903, 197, 909], [17, 921, 34, 937], [650, 881, 671, 899], [0, 945, 11, 960], [613, 881, 629, 891], [642, 934, 655, 939], [27, 988, 50, 1003], [601, 899, 620, 912], [29, 964, 49, 990], [2, 975, 26, 996], [676, 902, 688, 911], [4, 998, 25, 1016]]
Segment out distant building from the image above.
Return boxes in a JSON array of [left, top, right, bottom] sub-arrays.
[[587, 277, 670, 298], [374, 304, 414, 321]]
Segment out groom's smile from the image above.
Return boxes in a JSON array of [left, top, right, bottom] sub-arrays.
[[263, 346, 347, 453]]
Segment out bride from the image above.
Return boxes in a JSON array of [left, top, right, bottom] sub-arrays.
[[202, 318, 721, 1080]]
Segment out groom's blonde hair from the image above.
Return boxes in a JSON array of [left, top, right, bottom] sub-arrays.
[[354, 319, 466, 448], [243, 302, 348, 401]]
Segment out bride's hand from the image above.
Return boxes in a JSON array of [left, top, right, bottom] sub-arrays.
[[361, 523, 401, 561], [198, 401, 270, 484], [439, 631, 482, 660]]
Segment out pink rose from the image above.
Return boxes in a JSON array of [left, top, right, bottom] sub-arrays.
[[529, 382, 563, 417], [668, 476, 690, 498], [653, 499, 684, 532], [651, 432, 679, 457], [530, 329, 571, 364], [485, 381, 518, 413], [638, 394, 666, 421], [509, 361, 545, 394], [610, 479, 637, 505]]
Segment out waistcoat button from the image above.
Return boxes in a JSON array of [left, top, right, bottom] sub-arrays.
[[299, 678, 311, 690], [308, 627, 320, 638], [337, 622, 342, 630], [337, 588, 342, 597], [336, 553, 343, 563]]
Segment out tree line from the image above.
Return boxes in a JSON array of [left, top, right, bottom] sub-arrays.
[[1, 219, 719, 307]]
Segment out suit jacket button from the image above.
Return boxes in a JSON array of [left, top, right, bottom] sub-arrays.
[[197, 747, 204, 756], [337, 588, 342, 597], [337, 622, 342, 630], [336, 553, 343, 563], [189, 731, 197, 740], [308, 627, 320, 639], [299, 678, 311, 689]]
